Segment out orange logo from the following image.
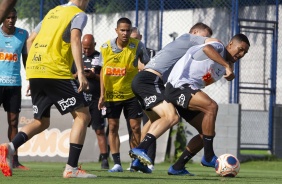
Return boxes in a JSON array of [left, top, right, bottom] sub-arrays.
[[202, 72, 214, 86], [105, 67, 126, 76], [0, 52, 18, 62]]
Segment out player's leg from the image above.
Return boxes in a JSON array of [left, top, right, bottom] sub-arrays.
[[188, 91, 218, 167], [105, 102, 123, 172], [90, 100, 109, 169]]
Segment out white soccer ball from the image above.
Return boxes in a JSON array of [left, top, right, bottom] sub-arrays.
[[215, 153, 240, 177]]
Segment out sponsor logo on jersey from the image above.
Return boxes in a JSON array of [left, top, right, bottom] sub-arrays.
[[106, 91, 124, 99], [31, 53, 42, 62], [177, 94, 186, 107], [58, 97, 76, 111], [144, 95, 157, 107], [129, 43, 136, 49], [0, 52, 18, 62], [34, 43, 47, 48], [105, 66, 126, 76], [0, 76, 17, 84]]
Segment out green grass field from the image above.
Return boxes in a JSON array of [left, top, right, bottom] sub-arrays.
[[1, 159, 281, 184]]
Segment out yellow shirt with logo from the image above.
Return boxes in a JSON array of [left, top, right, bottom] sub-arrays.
[[101, 38, 139, 102], [26, 5, 82, 79]]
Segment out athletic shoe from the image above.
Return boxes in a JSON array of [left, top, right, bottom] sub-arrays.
[[167, 165, 194, 176], [201, 155, 218, 168], [148, 164, 155, 171], [63, 165, 97, 178], [0, 144, 13, 177], [129, 148, 152, 165], [131, 159, 152, 173], [13, 162, 30, 170], [101, 159, 109, 169], [108, 164, 123, 172]]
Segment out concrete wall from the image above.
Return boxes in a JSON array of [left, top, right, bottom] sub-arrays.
[[0, 101, 241, 164], [273, 104, 282, 158]]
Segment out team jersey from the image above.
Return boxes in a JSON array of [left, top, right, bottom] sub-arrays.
[[100, 38, 149, 101], [71, 51, 101, 101], [26, 3, 87, 79], [167, 42, 226, 90], [0, 27, 28, 86], [145, 33, 207, 83]]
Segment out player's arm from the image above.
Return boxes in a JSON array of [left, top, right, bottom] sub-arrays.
[[71, 28, 88, 92], [0, 0, 17, 24], [26, 22, 42, 52], [203, 43, 234, 81], [136, 41, 150, 70], [98, 55, 105, 110], [22, 31, 29, 69]]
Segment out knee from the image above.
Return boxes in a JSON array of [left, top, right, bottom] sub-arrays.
[[168, 113, 180, 127], [95, 129, 105, 136], [206, 100, 218, 115], [130, 124, 141, 133]]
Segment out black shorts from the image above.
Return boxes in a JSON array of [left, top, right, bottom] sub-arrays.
[[29, 78, 88, 119], [0, 86, 21, 113], [104, 97, 143, 119], [165, 82, 201, 122], [89, 99, 106, 130], [131, 71, 165, 110]]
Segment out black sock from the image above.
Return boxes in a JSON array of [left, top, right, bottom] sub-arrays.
[[67, 143, 83, 168], [203, 135, 215, 162], [100, 153, 108, 160], [112, 153, 121, 165], [12, 132, 28, 150], [13, 155, 19, 163], [137, 133, 156, 150], [173, 149, 195, 170], [147, 140, 156, 165]]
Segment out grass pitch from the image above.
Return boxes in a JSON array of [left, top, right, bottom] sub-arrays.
[[1, 159, 281, 184]]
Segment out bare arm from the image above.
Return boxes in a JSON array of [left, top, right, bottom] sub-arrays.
[[71, 28, 88, 92], [0, 0, 17, 24], [98, 68, 105, 110], [26, 31, 37, 53], [203, 45, 234, 81]]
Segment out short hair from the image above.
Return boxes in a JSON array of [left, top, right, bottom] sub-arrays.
[[10, 7, 17, 14], [189, 22, 212, 36], [117, 17, 132, 27], [131, 27, 140, 34], [231, 33, 250, 46]]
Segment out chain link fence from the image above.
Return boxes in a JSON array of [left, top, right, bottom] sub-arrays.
[[11, 0, 282, 151]]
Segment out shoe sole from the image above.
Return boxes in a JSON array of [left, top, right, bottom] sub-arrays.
[[168, 172, 195, 176], [128, 151, 152, 165], [0, 145, 12, 177]]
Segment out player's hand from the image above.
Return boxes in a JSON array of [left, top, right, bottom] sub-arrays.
[[26, 83, 31, 96], [224, 64, 235, 81], [77, 72, 89, 93], [98, 96, 105, 110]]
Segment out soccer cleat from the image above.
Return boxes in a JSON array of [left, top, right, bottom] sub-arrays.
[[101, 159, 109, 169], [128, 148, 152, 165], [13, 162, 30, 170], [0, 144, 13, 177], [108, 164, 123, 172], [63, 165, 97, 178], [148, 164, 155, 171], [201, 155, 218, 168], [131, 159, 152, 173], [167, 165, 194, 176]]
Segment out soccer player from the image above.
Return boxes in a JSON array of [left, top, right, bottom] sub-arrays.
[[0, 0, 17, 24], [165, 33, 250, 175], [0, 0, 97, 178], [0, 8, 29, 170], [129, 27, 157, 171], [98, 17, 150, 172], [72, 34, 109, 169], [128, 23, 225, 173]]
